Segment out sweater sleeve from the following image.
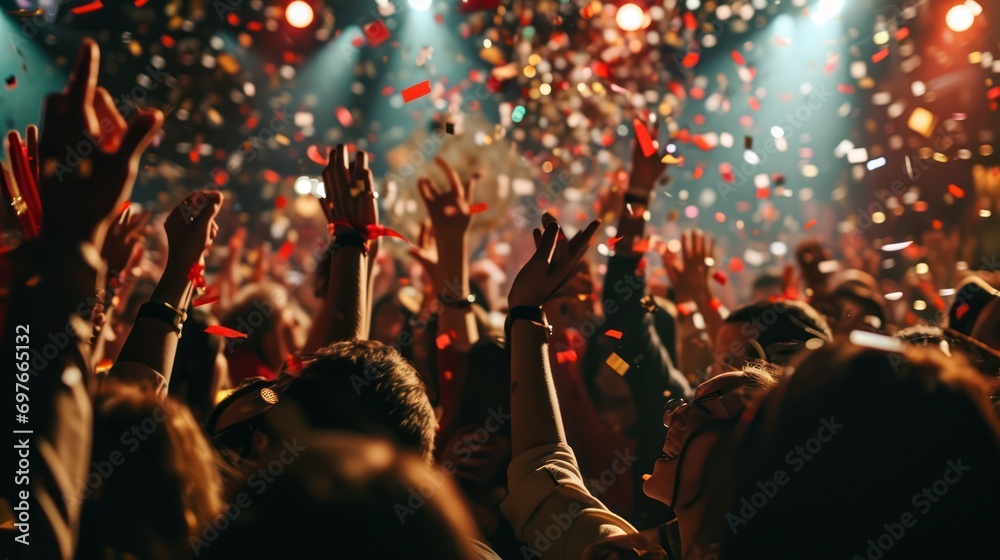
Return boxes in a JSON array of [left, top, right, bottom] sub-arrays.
[[501, 443, 637, 560]]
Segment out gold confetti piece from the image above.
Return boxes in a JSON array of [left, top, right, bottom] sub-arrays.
[[906, 107, 936, 138], [606, 352, 630, 376], [660, 154, 683, 164]]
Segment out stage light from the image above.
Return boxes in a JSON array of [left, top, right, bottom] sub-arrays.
[[285, 1, 313, 28], [294, 176, 313, 195], [945, 4, 974, 32], [811, 0, 843, 25], [408, 0, 432, 12], [616, 3, 644, 32]]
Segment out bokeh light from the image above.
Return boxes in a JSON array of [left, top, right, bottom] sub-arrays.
[[616, 4, 645, 32], [285, 1, 314, 28], [946, 4, 975, 32]]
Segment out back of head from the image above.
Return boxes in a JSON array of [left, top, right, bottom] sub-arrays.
[[199, 430, 482, 560], [720, 341, 1000, 559], [718, 299, 832, 369], [80, 389, 223, 559], [280, 339, 437, 461]]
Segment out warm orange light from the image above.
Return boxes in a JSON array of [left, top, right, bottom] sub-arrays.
[[946, 4, 974, 32]]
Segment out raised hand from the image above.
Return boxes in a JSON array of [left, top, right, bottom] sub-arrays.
[[163, 190, 223, 278], [663, 230, 714, 305], [628, 119, 666, 198], [101, 206, 149, 276], [509, 216, 600, 309], [319, 144, 378, 243], [417, 156, 480, 238], [408, 220, 440, 284], [38, 39, 163, 246]]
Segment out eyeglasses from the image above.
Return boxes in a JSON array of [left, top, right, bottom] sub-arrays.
[[662, 389, 747, 428]]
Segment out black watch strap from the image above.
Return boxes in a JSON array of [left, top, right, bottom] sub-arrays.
[[137, 301, 187, 336], [505, 306, 553, 339]]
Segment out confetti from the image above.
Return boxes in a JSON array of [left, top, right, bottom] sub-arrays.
[[607, 235, 625, 250], [188, 263, 206, 289], [70, 0, 103, 14], [604, 329, 623, 340], [633, 119, 656, 157], [712, 271, 728, 286], [469, 202, 488, 214], [363, 20, 391, 47], [4, 76, 15, 90], [192, 294, 220, 308], [401, 80, 431, 103], [804, 219, 817, 231], [947, 184, 965, 198], [205, 326, 248, 339], [605, 352, 630, 376], [556, 350, 578, 364]]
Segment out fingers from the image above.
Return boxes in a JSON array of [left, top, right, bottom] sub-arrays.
[[93, 87, 127, 151], [566, 219, 600, 264], [434, 156, 463, 199], [26, 125, 38, 180], [532, 227, 542, 248], [466, 171, 480, 205], [118, 108, 163, 164], [67, 39, 99, 118], [536, 221, 560, 264], [417, 177, 437, 204]]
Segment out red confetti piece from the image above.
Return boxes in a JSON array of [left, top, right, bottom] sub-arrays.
[[683, 11, 697, 30], [336, 106, 353, 127], [607, 235, 625, 250], [693, 166, 704, 179], [631, 239, 650, 253], [871, 48, 889, 63], [956, 302, 970, 320], [436, 332, 452, 350], [947, 184, 965, 198], [556, 350, 578, 364], [247, 21, 263, 31], [161, 34, 176, 48], [988, 86, 1000, 101], [837, 84, 855, 94], [225, 12, 238, 26], [307, 145, 329, 165], [278, 240, 294, 260], [894, 27, 909, 41], [677, 302, 693, 316], [692, 135, 713, 151], [192, 294, 219, 308], [604, 329, 623, 340], [593, 61, 610, 79], [804, 219, 817, 231], [633, 118, 656, 157], [712, 271, 728, 286], [275, 195, 287, 209], [133, 0, 149, 6], [366, 224, 411, 244], [188, 263, 206, 289], [931, 220, 943, 230], [205, 326, 248, 339], [401, 80, 431, 103], [469, 202, 488, 214], [729, 258, 744, 273], [363, 20, 390, 47], [731, 50, 745, 66], [709, 298, 723, 311], [70, 0, 103, 14], [748, 97, 761, 111], [681, 52, 700, 68]]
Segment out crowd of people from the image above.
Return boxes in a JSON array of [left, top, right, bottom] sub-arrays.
[[2, 39, 1000, 560]]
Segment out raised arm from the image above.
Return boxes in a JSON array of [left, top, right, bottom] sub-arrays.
[[108, 190, 223, 396], [305, 145, 378, 350], [2, 39, 162, 559], [414, 156, 481, 350]]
